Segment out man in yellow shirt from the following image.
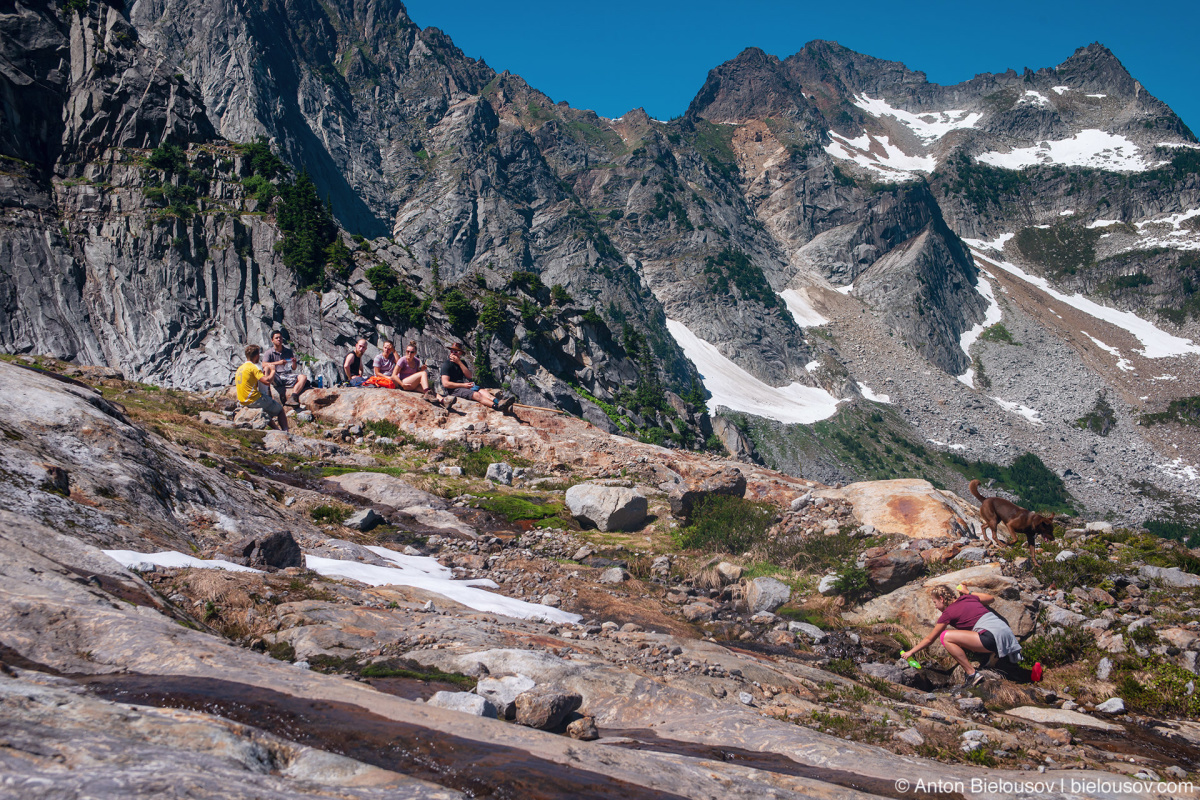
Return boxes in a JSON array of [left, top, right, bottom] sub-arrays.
[[235, 344, 288, 431]]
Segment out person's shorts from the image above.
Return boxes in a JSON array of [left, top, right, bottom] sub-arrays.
[[274, 373, 300, 389], [450, 387, 477, 400], [243, 395, 283, 416], [977, 629, 999, 654]]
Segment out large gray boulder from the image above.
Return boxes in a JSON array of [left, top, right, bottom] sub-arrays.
[[217, 530, 303, 569], [513, 689, 582, 730], [745, 577, 791, 613], [475, 674, 535, 719], [1140, 565, 1200, 588], [565, 484, 647, 532], [426, 691, 498, 718]]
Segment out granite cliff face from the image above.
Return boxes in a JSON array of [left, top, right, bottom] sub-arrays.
[[3, 0, 1200, 518]]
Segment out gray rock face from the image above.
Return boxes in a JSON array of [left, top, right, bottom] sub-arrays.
[[426, 691, 498, 718], [565, 484, 647, 532], [474, 675, 535, 719], [745, 577, 791, 613]]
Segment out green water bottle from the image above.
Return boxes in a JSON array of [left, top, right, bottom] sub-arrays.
[[906, 656, 921, 669]]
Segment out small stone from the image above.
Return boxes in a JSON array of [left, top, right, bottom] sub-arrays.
[[566, 716, 599, 741], [790, 492, 812, 511], [572, 546, 594, 562], [716, 562, 743, 584], [486, 462, 513, 485], [738, 692, 754, 706], [818, 574, 839, 596], [428, 691, 498, 718], [957, 696, 984, 712], [541, 594, 561, 608], [954, 547, 987, 562], [1037, 728, 1072, 747], [745, 577, 791, 613], [344, 508, 384, 532], [895, 728, 924, 746], [750, 611, 777, 624], [788, 622, 828, 644], [682, 603, 714, 622], [1085, 521, 1113, 532], [1055, 550, 1076, 563], [1095, 697, 1125, 714], [1096, 657, 1113, 681], [438, 465, 464, 476], [620, 622, 643, 633], [598, 567, 629, 584]]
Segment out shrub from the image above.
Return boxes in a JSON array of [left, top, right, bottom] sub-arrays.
[[441, 288, 476, 334], [146, 143, 188, 174], [979, 323, 1019, 345], [241, 174, 276, 206], [1118, 659, 1200, 716], [1013, 223, 1100, 276], [446, 444, 528, 478], [833, 566, 870, 603], [365, 265, 429, 331], [362, 419, 400, 439], [1020, 626, 1094, 667], [1141, 396, 1200, 428], [677, 495, 775, 553], [1075, 394, 1116, 436], [237, 138, 285, 179], [1032, 551, 1114, 591], [480, 295, 504, 332], [310, 504, 350, 524], [550, 284, 572, 306]]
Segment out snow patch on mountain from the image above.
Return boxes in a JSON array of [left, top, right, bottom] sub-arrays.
[[666, 319, 842, 424], [1018, 91, 1050, 107], [956, 272, 1003, 387], [965, 242, 1200, 359], [1083, 332, 1135, 371], [1087, 219, 1123, 228], [976, 130, 1154, 172], [857, 382, 891, 404], [780, 288, 829, 327], [1158, 458, 1199, 483], [105, 550, 262, 573], [825, 131, 934, 178], [993, 397, 1043, 425], [1051, 86, 1070, 95], [851, 94, 982, 143]]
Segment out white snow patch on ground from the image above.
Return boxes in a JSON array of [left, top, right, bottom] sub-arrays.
[[835, 284, 856, 295], [1152, 374, 1179, 381], [666, 319, 843, 425], [976, 130, 1154, 172], [805, 360, 821, 373], [965, 243, 1200, 358], [1083, 332, 1121, 357], [992, 397, 1043, 425], [857, 382, 891, 404], [1051, 86, 1070, 95], [1158, 459, 1199, 482], [1136, 208, 1200, 230], [1160, 141, 1200, 150], [779, 288, 829, 327], [1086, 93, 1107, 99], [851, 95, 982, 143], [825, 131, 934, 178], [1087, 219, 1123, 228], [1019, 90, 1050, 107], [310, 547, 581, 623], [104, 550, 263, 573], [1116, 358, 1134, 372], [956, 272, 1003, 386], [1060, 209, 1075, 216], [927, 439, 968, 450]]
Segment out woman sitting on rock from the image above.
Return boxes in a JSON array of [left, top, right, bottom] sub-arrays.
[[396, 340, 455, 408], [901, 584, 1041, 689]]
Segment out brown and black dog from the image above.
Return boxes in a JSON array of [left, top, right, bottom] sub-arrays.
[[969, 480, 1056, 565]]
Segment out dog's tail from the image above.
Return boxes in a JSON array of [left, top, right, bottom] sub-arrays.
[[968, 479, 986, 502]]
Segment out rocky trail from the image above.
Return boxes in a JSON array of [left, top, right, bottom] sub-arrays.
[[2, 355, 1200, 799]]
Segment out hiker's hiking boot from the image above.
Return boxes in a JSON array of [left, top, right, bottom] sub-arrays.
[[498, 392, 515, 413], [953, 672, 984, 692]]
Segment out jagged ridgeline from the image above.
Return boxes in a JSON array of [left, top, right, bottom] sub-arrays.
[[3, 0, 1200, 521]]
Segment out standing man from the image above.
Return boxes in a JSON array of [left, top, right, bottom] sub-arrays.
[[264, 331, 309, 406], [440, 342, 514, 412], [235, 345, 288, 431], [343, 338, 369, 386]]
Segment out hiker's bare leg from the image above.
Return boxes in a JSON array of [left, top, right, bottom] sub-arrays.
[[941, 630, 988, 674]]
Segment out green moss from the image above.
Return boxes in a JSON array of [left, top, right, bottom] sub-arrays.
[[478, 492, 564, 523]]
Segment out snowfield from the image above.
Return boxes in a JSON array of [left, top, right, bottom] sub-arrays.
[[992, 397, 1044, 425], [666, 319, 843, 424], [976, 130, 1154, 172], [851, 94, 982, 143], [956, 271, 1003, 387], [857, 382, 891, 404], [780, 288, 829, 327], [103, 547, 581, 623], [825, 131, 934, 179], [964, 241, 1200, 359]]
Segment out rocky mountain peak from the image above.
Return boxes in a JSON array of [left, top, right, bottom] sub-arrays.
[[685, 45, 801, 123], [1054, 41, 1138, 96]]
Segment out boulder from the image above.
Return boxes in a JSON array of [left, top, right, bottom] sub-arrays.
[[322, 472, 446, 511], [566, 716, 599, 741], [682, 603, 715, 623], [844, 564, 1036, 636], [513, 690, 582, 730], [1086, 521, 1114, 532], [1096, 657, 1113, 681], [233, 406, 271, 429], [343, 509, 384, 532], [788, 622, 827, 644], [427, 691, 498, 718], [1045, 606, 1087, 627], [895, 728, 925, 746], [953, 547, 987, 562], [218, 531, 303, 569], [1097, 632, 1126, 653], [745, 577, 790, 613], [485, 462, 513, 485], [198, 411, 234, 428], [263, 431, 344, 458], [1096, 698, 1126, 714], [865, 550, 926, 593], [860, 662, 917, 686], [475, 674, 535, 719], [565, 484, 647, 532], [1140, 565, 1200, 588], [668, 467, 746, 519], [921, 545, 960, 564], [827, 479, 979, 539], [817, 574, 840, 596], [1055, 550, 1076, 563]]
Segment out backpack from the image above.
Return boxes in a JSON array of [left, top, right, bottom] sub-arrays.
[[363, 375, 396, 389]]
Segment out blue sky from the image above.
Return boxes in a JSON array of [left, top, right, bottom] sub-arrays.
[[403, 0, 1198, 133]]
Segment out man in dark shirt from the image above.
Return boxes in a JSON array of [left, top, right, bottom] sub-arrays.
[[439, 342, 513, 412], [264, 330, 309, 405], [343, 338, 368, 386]]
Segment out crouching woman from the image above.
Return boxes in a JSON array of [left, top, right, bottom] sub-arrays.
[[901, 584, 1041, 688]]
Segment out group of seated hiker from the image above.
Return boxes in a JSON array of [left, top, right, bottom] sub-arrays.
[[343, 338, 514, 412], [236, 336, 516, 422]]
